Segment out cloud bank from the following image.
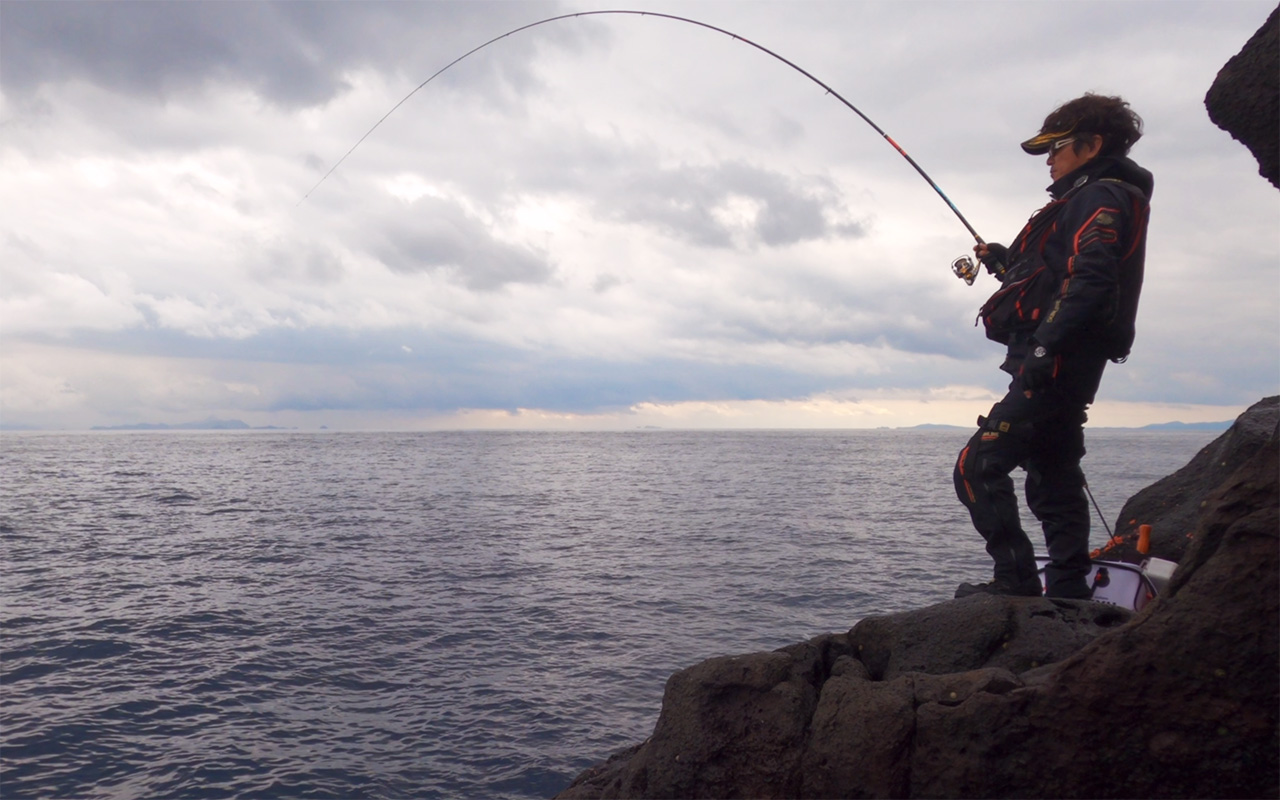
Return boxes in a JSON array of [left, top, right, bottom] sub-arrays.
[[2, 0, 1276, 430]]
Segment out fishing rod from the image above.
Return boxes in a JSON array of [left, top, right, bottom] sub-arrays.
[[302, 9, 987, 283]]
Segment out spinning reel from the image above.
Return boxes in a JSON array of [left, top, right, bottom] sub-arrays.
[[951, 255, 979, 285]]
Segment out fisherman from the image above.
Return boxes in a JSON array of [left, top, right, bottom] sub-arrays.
[[954, 93, 1152, 599]]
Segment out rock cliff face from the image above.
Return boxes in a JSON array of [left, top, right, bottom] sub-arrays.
[[1204, 4, 1279, 189], [557, 401, 1278, 798], [556, 10, 1280, 798], [1099, 396, 1278, 564]]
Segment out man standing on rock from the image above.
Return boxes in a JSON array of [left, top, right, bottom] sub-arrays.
[[954, 93, 1152, 600]]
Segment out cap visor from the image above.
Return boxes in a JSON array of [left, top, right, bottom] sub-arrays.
[[1020, 128, 1073, 155]]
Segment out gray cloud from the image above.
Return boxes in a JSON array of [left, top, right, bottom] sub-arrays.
[[2, 1, 1274, 430], [0, 0, 578, 107], [602, 161, 865, 248], [35, 324, 979, 416], [457, 122, 865, 250], [665, 275, 987, 362], [371, 197, 552, 290], [249, 241, 346, 286]]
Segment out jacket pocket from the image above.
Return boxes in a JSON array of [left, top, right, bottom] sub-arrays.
[[977, 259, 1056, 344]]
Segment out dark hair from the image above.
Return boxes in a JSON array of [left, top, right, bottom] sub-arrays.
[[1041, 93, 1144, 157]]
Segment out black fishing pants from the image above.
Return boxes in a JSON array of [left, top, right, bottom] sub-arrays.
[[953, 385, 1094, 598]]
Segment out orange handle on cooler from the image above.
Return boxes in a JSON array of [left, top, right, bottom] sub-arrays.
[[1137, 524, 1152, 554]]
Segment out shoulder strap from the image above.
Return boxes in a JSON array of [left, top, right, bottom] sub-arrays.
[[1096, 177, 1147, 199], [1076, 177, 1149, 209], [1011, 196, 1068, 259]]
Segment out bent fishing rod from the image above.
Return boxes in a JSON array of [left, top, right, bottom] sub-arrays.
[[302, 9, 986, 284]]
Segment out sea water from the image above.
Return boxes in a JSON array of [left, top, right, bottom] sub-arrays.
[[0, 429, 1215, 798]]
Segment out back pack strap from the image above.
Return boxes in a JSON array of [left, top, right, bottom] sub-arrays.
[[1097, 177, 1147, 198], [1010, 198, 1067, 260]]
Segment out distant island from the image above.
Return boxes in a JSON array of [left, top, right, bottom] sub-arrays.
[[1134, 420, 1234, 431], [904, 421, 1232, 432], [88, 418, 293, 431]]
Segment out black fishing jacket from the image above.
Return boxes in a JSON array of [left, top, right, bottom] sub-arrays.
[[998, 155, 1153, 397], [1031, 155, 1152, 358]]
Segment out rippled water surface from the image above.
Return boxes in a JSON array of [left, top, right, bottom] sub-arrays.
[[0, 429, 1215, 798]]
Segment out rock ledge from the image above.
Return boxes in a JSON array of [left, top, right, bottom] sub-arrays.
[[558, 401, 1278, 798]]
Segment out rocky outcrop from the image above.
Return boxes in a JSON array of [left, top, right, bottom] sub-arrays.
[[557, 401, 1279, 799], [849, 596, 1131, 680], [1098, 395, 1278, 563], [562, 600, 1139, 799], [556, 599, 1134, 799], [1205, 5, 1279, 189]]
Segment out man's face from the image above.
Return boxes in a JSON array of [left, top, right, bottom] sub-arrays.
[[1047, 134, 1102, 181]]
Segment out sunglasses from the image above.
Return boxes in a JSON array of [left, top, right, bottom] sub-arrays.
[[1049, 137, 1077, 153]]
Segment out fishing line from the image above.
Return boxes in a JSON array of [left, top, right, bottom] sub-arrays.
[[300, 9, 986, 249], [1083, 477, 1115, 539]]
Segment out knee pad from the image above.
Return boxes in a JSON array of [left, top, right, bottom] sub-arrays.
[[955, 442, 979, 505]]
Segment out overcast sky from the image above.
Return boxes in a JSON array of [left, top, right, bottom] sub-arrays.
[[2, 0, 1276, 430]]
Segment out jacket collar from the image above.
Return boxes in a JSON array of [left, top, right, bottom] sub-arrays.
[[1047, 155, 1154, 200], [1047, 157, 1114, 199]]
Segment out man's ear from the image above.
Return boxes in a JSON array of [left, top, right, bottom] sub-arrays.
[[1080, 134, 1104, 159]]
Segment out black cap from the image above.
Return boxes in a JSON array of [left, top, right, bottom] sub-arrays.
[[1020, 126, 1076, 155]]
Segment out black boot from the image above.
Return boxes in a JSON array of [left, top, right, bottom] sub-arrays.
[[955, 576, 1043, 599]]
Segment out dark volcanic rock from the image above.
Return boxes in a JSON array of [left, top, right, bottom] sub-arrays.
[[850, 594, 1131, 680], [1205, 5, 1280, 189], [558, 595, 1137, 799], [558, 635, 853, 799], [801, 665, 1026, 799], [558, 404, 1280, 799], [910, 427, 1279, 799], [1101, 395, 1278, 563]]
